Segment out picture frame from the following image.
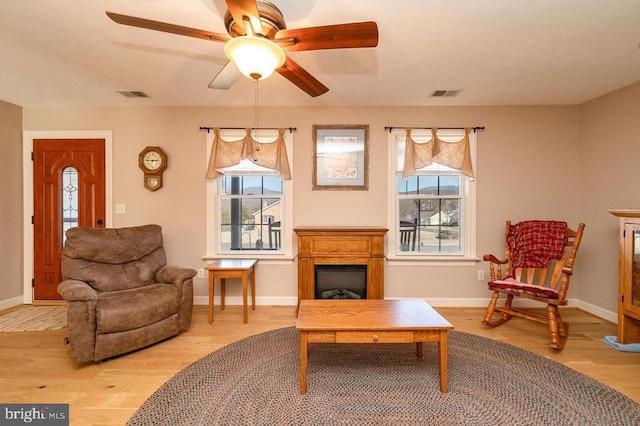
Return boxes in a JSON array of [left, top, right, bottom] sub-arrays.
[[312, 124, 369, 190]]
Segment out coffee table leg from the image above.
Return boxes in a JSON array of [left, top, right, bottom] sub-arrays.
[[438, 330, 448, 393], [300, 331, 308, 394], [416, 342, 423, 357]]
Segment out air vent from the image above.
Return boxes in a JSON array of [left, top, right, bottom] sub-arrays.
[[116, 90, 150, 98], [430, 90, 461, 97]]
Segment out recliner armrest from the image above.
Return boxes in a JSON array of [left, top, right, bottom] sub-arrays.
[[57, 279, 98, 302], [155, 265, 197, 286], [156, 265, 196, 332]]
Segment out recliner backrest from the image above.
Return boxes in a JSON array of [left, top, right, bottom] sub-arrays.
[[61, 224, 167, 292]]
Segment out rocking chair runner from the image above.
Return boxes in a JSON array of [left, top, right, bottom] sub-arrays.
[[482, 220, 585, 350]]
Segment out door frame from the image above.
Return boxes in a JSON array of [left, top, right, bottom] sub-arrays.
[[23, 131, 113, 304]]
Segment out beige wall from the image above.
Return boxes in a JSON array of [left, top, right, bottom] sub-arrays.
[[21, 103, 585, 308], [577, 80, 640, 314], [3, 80, 636, 317], [0, 100, 23, 306]]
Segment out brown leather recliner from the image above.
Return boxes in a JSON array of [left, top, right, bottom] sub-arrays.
[[57, 224, 196, 364]]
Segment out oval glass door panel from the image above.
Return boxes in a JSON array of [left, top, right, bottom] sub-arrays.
[[61, 166, 79, 244]]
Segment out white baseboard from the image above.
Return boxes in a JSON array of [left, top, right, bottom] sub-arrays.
[[420, 297, 580, 308], [0, 295, 26, 310], [194, 295, 298, 307], [193, 296, 506, 308], [575, 299, 617, 323], [193, 295, 619, 324], [420, 297, 502, 307], [4, 293, 615, 324]]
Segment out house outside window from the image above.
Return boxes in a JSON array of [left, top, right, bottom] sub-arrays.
[[388, 128, 476, 264], [205, 129, 293, 259]]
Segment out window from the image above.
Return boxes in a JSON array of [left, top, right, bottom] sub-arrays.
[[205, 129, 293, 259], [219, 175, 283, 250], [388, 128, 476, 263], [61, 166, 78, 244]]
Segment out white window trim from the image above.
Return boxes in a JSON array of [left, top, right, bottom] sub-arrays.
[[387, 128, 478, 266], [204, 129, 294, 263]]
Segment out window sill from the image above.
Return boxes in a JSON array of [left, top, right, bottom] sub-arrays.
[[386, 256, 481, 267], [202, 254, 295, 265]]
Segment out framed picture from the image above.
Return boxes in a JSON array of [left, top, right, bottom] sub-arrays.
[[312, 124, 369, 190]]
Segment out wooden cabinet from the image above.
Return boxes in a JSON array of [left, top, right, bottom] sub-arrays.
[[609, 209, 640, 343]]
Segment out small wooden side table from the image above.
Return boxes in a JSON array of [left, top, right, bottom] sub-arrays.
[[206, 259, 257, 324]]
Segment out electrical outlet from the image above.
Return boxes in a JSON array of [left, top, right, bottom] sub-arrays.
[[197, 268, 205, 279], [477, 270, 485, 281], [115, 203, 126, 214]]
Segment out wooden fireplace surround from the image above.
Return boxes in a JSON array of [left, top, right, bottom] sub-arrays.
[[294, 227, 388, 306]]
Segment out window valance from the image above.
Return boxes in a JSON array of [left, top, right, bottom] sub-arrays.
[[402, 127, 474, 179], [206, 128, 292, 180]]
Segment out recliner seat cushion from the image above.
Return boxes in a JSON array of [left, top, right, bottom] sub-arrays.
[[96, 284, 180, 334]]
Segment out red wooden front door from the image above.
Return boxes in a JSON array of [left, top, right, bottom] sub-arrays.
[[33, 139, 106, 300]]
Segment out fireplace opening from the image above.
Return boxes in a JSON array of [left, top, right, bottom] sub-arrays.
[[314, 264, 367, 299]]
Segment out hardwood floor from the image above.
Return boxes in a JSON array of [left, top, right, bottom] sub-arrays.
[[1, 305, 638, 425]]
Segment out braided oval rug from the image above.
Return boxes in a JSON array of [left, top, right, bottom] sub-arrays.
[[128, 327, 640, 425]]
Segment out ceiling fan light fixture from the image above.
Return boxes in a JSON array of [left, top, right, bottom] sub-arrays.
[[224, 35, 285, 80]]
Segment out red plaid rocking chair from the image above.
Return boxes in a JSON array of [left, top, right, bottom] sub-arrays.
[[482, 220, 585, 350]]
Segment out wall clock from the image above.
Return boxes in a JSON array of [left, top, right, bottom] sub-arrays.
[[138, 146, 167, 191]]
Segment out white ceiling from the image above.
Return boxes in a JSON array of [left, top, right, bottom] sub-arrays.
[[2, 0, 640, 108]]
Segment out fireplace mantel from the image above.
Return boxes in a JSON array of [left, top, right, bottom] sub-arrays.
[[294, 227, 388, 306]]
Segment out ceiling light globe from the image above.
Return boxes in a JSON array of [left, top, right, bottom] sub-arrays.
[[224, 36, 286, 81]]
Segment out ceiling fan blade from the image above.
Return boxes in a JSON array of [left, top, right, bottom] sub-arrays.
[[276, 56, 329, 97], [106, 11, 229, 43], [225, 0, 263, 35], [275, 22, 378, 52], [208, 61, 241, 90]]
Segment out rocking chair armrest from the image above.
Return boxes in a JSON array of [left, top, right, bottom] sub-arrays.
[[482, 254, 508, 265], [562, 266, 573, 275], [483, 254, 510, 281]]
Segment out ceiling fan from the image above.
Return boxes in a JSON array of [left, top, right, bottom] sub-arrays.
[[106, 0, 379, 97]]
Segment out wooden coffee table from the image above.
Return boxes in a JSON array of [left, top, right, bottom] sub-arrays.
[[296, 299, 453, 394]]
